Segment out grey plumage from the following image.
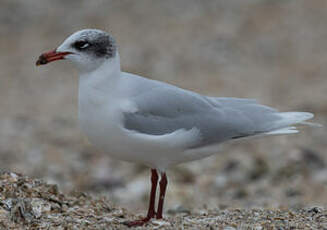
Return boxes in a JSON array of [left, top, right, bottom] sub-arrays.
[[123, 85, 291, 148]]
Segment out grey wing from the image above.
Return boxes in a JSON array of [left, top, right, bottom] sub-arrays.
[[123, 86, 282, 148]]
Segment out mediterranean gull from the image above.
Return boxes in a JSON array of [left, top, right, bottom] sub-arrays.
[[36, 29, 318, 226]]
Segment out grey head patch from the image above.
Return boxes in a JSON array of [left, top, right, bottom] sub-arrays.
[[71, 30, 116, 58]]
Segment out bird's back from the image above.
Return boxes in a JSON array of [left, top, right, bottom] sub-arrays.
[[121, 72, 315, 148]]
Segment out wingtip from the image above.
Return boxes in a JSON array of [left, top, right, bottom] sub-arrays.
[[300, 121, 323, 128]]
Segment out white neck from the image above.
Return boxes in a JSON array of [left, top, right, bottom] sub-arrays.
[[78, 53, 123, 131], [79, 53, 121, 94]]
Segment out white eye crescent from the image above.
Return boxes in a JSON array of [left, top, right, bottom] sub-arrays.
[[74, 41, 90, 50], [80, 43, 89, 49]]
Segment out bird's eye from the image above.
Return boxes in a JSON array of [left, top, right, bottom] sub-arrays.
[[73, 41, 90, 50]]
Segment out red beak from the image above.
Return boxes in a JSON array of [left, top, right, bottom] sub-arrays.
[[36, 49, 72, 66]]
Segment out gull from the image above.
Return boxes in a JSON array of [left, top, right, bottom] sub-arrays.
[[36, 29, 318, 226]]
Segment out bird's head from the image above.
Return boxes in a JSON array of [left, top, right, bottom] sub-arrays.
[[36, 29, 118, 73]]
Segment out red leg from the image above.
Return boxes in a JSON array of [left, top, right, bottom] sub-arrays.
[[146, 169, 159, 218], [156, 172, 168, 219], [125, 169, 158, 227]]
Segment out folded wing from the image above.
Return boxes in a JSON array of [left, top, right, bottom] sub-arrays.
[[123, 86, 314, 148]]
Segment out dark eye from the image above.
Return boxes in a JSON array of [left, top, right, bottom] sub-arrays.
[[73, 40, 90, 50]]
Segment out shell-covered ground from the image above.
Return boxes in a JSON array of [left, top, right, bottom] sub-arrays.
[[0, 0, 327, 228], [1, 171, 327, 229]]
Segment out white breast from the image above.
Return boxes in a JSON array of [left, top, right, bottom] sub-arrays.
[[77, 69, 212, 171]]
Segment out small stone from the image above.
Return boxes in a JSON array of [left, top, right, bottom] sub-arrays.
[[9, 172, 18, 179], [224, 227, 236, 230], [214, 175, 227, 188], [151, 219, 170, 227], [308, 206, 322, 215]]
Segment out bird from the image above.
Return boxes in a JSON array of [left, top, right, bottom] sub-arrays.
[[36, 29, 318, 227]]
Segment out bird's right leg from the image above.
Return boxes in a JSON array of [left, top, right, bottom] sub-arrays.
[[124, 168, 158, 227]]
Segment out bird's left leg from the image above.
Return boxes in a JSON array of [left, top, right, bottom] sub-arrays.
[[156, 172, 168, 219]]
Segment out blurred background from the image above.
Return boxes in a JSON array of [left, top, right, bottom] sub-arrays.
[[0, 0, 326, 213]]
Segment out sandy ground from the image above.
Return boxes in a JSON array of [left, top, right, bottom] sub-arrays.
[[0, 0, 327, 227]]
